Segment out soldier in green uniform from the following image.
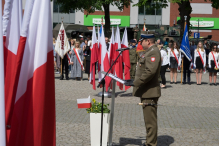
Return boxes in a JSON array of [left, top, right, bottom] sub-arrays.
[[133, 31, 161, 146], [129, 40, 138, 80], [132, 24, 139, 39]]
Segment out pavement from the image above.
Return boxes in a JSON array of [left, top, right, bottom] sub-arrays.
[[55, 71, 219, 146]]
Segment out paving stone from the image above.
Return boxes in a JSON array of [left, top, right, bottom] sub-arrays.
[[55, 72, 219, 145]]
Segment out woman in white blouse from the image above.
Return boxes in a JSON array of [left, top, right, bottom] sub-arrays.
[[194, 42, 206, 85], [168, 42, 181, 84], [208, 44, 219, 86]]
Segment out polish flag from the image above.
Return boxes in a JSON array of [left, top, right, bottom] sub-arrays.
[[121, 27, 131, 90], [77, 96, 91, 108], [8, 0, 56, 145], [143, 23, 146, 31], [55, 22, 70, 59], [114, 26, 123, 90], [89, 25, 98, 90], [99, 25, 111, 91], [109, 27, 115, 68], [97, 26, 101, 82], [0, 1, 6, 145], [2, 0, 23, 129]]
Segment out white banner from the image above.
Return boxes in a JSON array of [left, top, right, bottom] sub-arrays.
[[93, 18, 121, 25], [190, 21, 214, 27]]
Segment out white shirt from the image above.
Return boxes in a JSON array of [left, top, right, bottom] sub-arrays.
[[194, 48, 206, 67], [160, 49, 169, 66], [208, 51, 219, 68], [168, 48, 181, 66]]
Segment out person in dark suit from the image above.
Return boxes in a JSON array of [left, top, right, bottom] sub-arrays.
[[105, 37, 109, 51], [60, 54, 69, 80]]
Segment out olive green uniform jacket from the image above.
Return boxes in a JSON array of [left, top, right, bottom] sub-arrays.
[[129, 46, 138, 80], [133, 44, 161, 98]]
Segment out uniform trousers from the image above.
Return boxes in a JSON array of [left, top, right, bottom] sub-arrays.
[[130, 63, 137, 80], [60, 55, 69, 79], [141, 98, 158, 146], [183, 58, 191, 83]]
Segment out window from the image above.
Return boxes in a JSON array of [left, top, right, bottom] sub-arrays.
[[53, 0, 75, 13], [138, 2, 162, 15]]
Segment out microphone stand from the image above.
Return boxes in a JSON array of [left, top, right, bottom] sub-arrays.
[[97, 50, 123, 146]]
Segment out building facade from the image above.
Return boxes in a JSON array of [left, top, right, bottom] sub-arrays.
[[170, 0, 219, 42], [7, 0, 218, 41]]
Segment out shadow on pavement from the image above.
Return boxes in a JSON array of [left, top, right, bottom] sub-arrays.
[[112, 135, 174, 146], [158, 135, 174, 146]]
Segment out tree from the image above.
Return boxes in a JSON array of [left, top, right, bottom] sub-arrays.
[[135, 0, 219, 39], [55, 0, 131, 37]]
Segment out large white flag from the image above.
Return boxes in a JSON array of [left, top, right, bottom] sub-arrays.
[[55, 23, 70, 58], [0, 1, 6, 146]]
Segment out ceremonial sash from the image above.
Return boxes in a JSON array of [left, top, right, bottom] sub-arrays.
[[66, 54, 71, 64], [211, 52, 218, 69], [197, 51, 204, 65], [73, 49, 84, 70], [171, 50, 179, 64], [171, 50, 180, 70], [172, 51, 179, 64]]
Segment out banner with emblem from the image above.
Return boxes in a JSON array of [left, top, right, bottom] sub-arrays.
[[55, 22, 70, 59]]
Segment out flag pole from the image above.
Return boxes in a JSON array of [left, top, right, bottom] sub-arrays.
[[60, 21, 63, 78], [181, 16, 187, 84], [0, 1, 6, 144]]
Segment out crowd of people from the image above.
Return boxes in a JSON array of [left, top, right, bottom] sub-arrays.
[[53, 32, 219, 88], [53, 33, 92, 81], [128, 37, 219, 88]]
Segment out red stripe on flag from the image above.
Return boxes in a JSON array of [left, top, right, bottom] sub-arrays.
[[77, 103, 92, 108], [121, 44, 131, 90], [5, 36, 27, 130], [8, 51, 56, 146]]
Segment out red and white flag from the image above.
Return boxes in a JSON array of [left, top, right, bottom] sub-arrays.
[[55, 22, 70, 59], [8, 0, 56, 145], [121, 27, 131, 90], [77, 96, 91, 108], [99, 25, 111, 91], [97, 26, 102, 82], [89, 25, 98, 90], [143, 23, 146, 31], [2, 0, 23, 131], [109, 27, 115, 68], [0, 1, 6, 145], [115, 26, 123, 90]]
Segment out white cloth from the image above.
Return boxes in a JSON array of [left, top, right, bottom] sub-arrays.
[[160, 49, 168, 66], [55, 23, 70, 59], [194, 48, 206, 68], [88, 40, 92, 46], [168, 48, 181, 66], [208, 51, 219, 68]]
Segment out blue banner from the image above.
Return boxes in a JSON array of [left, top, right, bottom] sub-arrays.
[[180, 24, 192, 61]]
